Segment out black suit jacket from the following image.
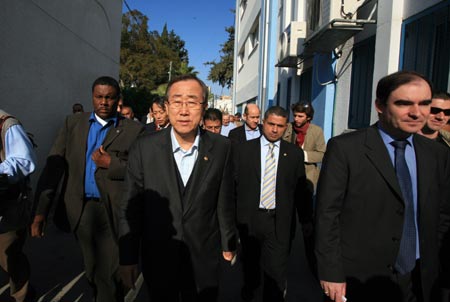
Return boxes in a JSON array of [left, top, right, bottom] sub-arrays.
[[143, 121, 157, 133], [35, 112, 144, 234], [315, 125, 450, 301], [228, 124, 262, 145], [234, 138, 309, 245], [119, 127, 236, 290]]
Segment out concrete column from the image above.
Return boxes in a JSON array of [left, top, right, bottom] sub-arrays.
[[370, 0, 405, 122]]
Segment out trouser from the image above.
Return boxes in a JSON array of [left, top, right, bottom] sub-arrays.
[[346, 260, 425, 302], [75, 199, 123, 302], [240, 210, 289, 302], [144, 241, 219, 302], [0, 229, 29, 302]]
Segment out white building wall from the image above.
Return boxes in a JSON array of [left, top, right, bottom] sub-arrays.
[[0, 0, 122, 182], [234, 0, 262, 107], [333, 41, 354, 134], [238, 0, 448, 135]]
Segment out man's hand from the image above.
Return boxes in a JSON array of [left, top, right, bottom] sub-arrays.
[[120, 264, 139, 290], [222, 251, 235, 261], [92, 145, 111, 168], [31, 214, 46, 238], [320, 280, 346, 301]]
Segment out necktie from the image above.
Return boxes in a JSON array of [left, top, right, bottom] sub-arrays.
[[391, 140, 416, 274], [261, 143, 276, 209]]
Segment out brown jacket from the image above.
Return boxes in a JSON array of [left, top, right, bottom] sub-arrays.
[[282, 122, 326, 193]]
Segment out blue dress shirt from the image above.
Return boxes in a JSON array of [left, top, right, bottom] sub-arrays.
[[244, 124, 261, 141], [171, 128, 200, 186], [220, 123, 236, 137], [0, 124, 36, 183], [378, 125, 419, 259], [84, 113, 117, 198]]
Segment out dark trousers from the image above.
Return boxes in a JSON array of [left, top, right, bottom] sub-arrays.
[[144, 241, 219, 302], [240, 210, 289, 302], [346, 260, 424, 302], [0, 229, 29, 302], [394, 261, 423, 302], [75, 199, 123, 302]]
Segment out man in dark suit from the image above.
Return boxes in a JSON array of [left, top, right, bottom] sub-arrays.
[[315, 71, 450, 302], [144, 96, 170, 133], [229, 103, 262, 145], [31, 76, 143, 302], [203, 108, 223, 134], [234, 106, 310, 301], [119, 74, 237, 302]]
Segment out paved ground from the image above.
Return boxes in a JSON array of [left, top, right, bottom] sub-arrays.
[[0, 220, 323, 302]]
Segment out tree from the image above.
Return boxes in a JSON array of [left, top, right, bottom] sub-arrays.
[[205, 26, 234, 89], [120, 10, 198, 118], [120, 10, 196, 92]]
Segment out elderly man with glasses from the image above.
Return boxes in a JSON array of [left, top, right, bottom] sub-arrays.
[[119, 74, 237, 302]]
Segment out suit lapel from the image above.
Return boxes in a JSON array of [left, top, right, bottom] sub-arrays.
[[240, 126, 246, 142], [413, 134, 433, 211], [73, 114, 91, 165], [102, 117, 124, 148], [277, 141, 289, 182], [252, 139, 261, 181], [183, 130, 215, 213], [158, 128, 183, 211], [364, 126, 403, 201]]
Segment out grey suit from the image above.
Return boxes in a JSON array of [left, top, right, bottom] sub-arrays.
[[35, 112, 143, 302]]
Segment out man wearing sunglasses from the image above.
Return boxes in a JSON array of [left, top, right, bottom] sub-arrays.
[[418, 91, 450, 301], [419, 92, 450, 147]]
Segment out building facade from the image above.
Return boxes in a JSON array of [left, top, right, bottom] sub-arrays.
[[233, 0, 450, 141]]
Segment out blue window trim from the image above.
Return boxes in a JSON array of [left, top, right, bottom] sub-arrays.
[[399, 0, 450, 69]]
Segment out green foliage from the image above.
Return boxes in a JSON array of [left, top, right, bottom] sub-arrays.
[[121, 87, 156, 119], [120, 10, 197, 93], [205, 26, 234, 89]]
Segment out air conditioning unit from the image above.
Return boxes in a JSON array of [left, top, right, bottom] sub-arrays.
[[320, 0, 363, 27], [277, 21, 307, 68]]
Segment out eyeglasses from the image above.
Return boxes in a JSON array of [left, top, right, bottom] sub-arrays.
[[430, 107, 450, 116], [168, 100, 205, 110]]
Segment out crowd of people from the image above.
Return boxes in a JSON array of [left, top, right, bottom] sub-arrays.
[[0, 70, 449, 302]]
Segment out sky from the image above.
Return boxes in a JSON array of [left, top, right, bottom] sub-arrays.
[[122, 0, 235, 97]]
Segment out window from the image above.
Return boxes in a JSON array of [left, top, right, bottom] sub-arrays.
[[239, 0, 247, 20], [402, 3, 450, 92], [238, 49, 245, 71], [348, 36, 375, 129], [299, 69, 312, 103], [308, 0, 321, 32], [248, 21, 259, 56], [286, 77, 292, 120]]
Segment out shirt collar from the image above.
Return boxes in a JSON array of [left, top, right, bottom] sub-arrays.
[[171, 127, 201, 153], [245, 123, 259, 132], [89, 112, 118, 127], [377, 123, 414, 146], [260, 134, 280, 148]]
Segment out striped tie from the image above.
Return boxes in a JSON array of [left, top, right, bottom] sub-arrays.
[[261, 143, 276, 209]]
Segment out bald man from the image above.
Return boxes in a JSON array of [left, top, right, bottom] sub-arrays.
[[229, 104, 262, 145]]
